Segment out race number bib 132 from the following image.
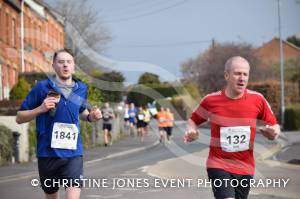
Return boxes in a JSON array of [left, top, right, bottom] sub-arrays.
[[51, 122, 79, 150], [220, 126, 250, 152]]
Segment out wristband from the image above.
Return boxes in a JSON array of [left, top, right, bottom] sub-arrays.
[[87, 113, 92, 122]]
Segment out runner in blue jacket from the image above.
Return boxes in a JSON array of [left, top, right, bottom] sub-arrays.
[[16, 49, 102, 199]]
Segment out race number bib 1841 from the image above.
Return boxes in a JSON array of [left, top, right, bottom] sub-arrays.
[[220, 126, 250, 152], [51, 122, 79, 150]]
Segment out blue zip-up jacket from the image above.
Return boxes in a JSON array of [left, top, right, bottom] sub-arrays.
[[19, 78, 88, 157]]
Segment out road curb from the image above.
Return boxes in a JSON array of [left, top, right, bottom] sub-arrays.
[[257, 134, 290, 162], [0, 171, 38, 184], [256, 143, 282, 162]]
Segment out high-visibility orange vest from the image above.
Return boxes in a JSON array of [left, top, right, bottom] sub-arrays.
[[165, 112, 174, 127], [156, 111, 168, 127]]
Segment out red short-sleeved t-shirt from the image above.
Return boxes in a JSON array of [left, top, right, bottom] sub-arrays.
[[190, 89, 277, 175]]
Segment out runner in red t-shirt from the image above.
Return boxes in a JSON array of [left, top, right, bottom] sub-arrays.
[[184, 56, 281, 199]]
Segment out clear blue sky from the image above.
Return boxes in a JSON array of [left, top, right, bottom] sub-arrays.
[[48, 0, 300, 85]]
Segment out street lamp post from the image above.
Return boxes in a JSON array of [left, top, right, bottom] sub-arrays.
[[277, 0, 285, 127]]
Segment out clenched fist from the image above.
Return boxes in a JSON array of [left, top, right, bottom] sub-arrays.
[[88, 106, 102, 122]]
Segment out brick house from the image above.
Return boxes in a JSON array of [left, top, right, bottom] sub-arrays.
[[0, 0, 64, 100], [255, 37, 300, 65]]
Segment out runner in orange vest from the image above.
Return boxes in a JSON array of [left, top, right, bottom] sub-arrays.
[[156, 107, 168, 143], [165, 108, 174, 141]]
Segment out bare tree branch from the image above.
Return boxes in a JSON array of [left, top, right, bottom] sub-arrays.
[[51, 0, 112, 72], [181, 42, 273, 93]]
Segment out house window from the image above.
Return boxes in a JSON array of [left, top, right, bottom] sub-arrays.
[[45, 23, 48, 46], [39, 25, 42, 50], [7, 65, 10, 85], [0, 64, 3, 100], [34, 22, 37, 49], [28, 17, 33, 46], [12, 68, 16, 85], [60, 32, 63, 47], [4, 65, 10, 99], [31, 21, 34, 48], [24, 15, 28, 44], [12, 18, 16, 47], [0, 6, 2, 41], [6, 13, 9, 44]]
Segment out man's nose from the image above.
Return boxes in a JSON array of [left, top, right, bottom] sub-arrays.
[[239, 75, 246, 81]]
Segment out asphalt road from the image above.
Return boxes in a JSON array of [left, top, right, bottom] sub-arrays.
[[0, 122, 297, 199]]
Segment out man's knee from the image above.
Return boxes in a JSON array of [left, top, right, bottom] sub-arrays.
[[66, 187, 81, 199]]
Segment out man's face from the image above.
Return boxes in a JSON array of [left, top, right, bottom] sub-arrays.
[[224, 60, 250, 96], [52, 52, 75, 80]]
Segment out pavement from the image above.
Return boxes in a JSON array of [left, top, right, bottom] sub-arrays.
[[275, 131, 300, 163]]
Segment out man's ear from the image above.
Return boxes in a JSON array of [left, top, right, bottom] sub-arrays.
[[224, 71, 229, 81], [52, 63, 56, 72]]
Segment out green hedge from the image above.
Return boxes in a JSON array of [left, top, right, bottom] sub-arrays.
[[248, 80, 299, 119], [171, 96, 187, 120], [127, 85, 183, 106], [10, 78, 31, 100], [127, 87, 153, 106], [19, 72, 50, 86], [284, 103, 300, 130], [154, 85, 181, 97], [80, 121, 93, 149], [28, 121, 37, 159], [0, 125, 14, 165]]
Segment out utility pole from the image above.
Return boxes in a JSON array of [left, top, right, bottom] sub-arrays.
[[277, 0, 285, 127], [211, 38, 215, 49]]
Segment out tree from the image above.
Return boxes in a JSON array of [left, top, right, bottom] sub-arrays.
[[9, 78, 31, 100], [287, 35, 300, 48], [181, 42, 269, 93], [0, 125, 14, 165], [285, 57, 300, 95], [74, 70, 103, 106], [138, 72, 161, 85], [51, 0, 112, 74], [93, 71, 125, 102], [182, 80, 202, 100]]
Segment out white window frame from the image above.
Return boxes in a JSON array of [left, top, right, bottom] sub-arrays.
[[0, 64, 3, 100]]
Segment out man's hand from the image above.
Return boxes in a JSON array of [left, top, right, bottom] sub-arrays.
[[39, 97, 59, 113], [259, 124, 280, 140], [184, 129, 199, 143], [16, 96, 60, 124], [89, 107, 102, 122], [184, 119, 200, 143]]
